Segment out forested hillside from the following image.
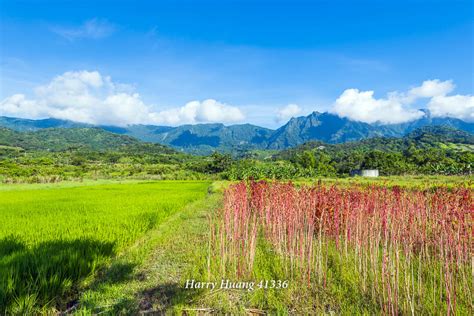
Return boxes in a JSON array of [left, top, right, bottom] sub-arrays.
[[267, 126, 473, 177], [0, 127, 175, 153], [2, 112, 473, 154], [0, 125, 472, 183]]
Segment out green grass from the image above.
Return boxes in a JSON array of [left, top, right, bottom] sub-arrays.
[[216, 175, 473, 190], [77, 190, 223, 314], [295, 174, 473, 189], [439, 142, 474, 151], [0, 180, 210, 313], [0, 179, 143, 191]]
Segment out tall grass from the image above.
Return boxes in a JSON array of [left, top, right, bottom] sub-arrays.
[[0, 180, 210, 313], [212, 181, 473, 314]]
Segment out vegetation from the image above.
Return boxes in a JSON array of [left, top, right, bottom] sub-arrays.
[[204, 181, 473, 314], [0, 122, 472, 313], [3, 112, 473, 153], [0, 180, 210, 313], [0, 127, 212, 183], [1, 126, 472, 184], [270, 126, 474, 177], [76, 188, 223, 314], [0, 177, 472, 313], [0, 127, 176, 152]]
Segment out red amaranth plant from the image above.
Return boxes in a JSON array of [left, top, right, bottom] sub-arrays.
[[211, 181, 473, 314]]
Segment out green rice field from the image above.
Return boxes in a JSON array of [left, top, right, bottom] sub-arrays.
[[0, 180, 210, 313]]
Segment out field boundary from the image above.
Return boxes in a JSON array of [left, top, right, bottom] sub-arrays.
[[75, 188, 221, 314]]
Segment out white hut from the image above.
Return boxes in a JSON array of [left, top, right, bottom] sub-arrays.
[[361, 169, 379, 177], [351, 169, 380, 177]]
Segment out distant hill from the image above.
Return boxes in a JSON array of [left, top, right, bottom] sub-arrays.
[[0, 116, 89, 131], [1, 112, 473, 153], [406, 125, 474, 145], [274, 126, 474, 161], [266, 111, 474, 149], [0, 127, 176, 154], [147, 123, 273, 155], [267, 112, 384, 148]]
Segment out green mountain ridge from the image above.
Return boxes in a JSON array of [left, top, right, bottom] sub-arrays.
[[1, 125, 472, 159], [0, 127, 176, 154], [1, 112, 473, 154], [274, 126, 474, 161]]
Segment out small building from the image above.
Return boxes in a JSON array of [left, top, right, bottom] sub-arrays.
[[351, 169, 379, 177], [361, 169, 379, 177]]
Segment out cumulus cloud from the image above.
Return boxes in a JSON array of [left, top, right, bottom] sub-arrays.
[[150, 99, 245, 125], [0, 70, 245, 126], [428, 95, 474, 122], [276, 104, 302, 122], [1, 94, 42, 118], [331, 79, 473, 124], [332, 89, 424, 124], [408, 79, 454, 98], [51, 18, 115, 40]]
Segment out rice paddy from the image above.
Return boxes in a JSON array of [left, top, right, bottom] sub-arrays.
[[0, 180, 210, 313]]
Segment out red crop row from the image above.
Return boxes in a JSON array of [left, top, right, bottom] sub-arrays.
[[212, 181, 473, 314]]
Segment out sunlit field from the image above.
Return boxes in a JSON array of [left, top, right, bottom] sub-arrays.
[[205, 181, 473, 314], [1, 177, 473, 314], [0, 180, 210, 313], [298, 175, 473, 189]]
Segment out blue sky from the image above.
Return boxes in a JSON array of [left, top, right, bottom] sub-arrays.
[[1, 0, 473, 127]]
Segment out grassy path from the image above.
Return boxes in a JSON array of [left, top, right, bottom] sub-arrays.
[[77, 190, 221, 314]]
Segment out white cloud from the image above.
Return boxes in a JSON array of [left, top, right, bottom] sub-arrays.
[[332, 89, 424, 124], [331, 79, 473, 124], [150, 99, 245, 125], [1, 94, 43, 118], [52, 18, 115, 40], [0, 70, 245, 126], [276, 104, 302, 122], [408, 79, 454, 98], [428, 95, 474, 122]]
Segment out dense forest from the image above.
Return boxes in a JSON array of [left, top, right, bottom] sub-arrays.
[[0, 125, 472, 183]]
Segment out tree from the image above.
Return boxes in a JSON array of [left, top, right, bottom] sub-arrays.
[[297, 150, 316, 169], [207, 152, 232, 173], [313, 151, 336, 176]]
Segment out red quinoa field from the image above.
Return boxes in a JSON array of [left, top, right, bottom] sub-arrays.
[[209, 181, 473, 314]]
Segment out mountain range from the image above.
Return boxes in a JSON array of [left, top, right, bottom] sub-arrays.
[[0, 126, 176, 154], [1, 111, 473, 154], [275, 125, 474, 161]]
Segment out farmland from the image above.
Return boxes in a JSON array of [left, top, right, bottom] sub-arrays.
[[0, 180, 210, 313], [0, 178, 473, 314], [202, 181, 473, 314], [2, 125, 470, 314]]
